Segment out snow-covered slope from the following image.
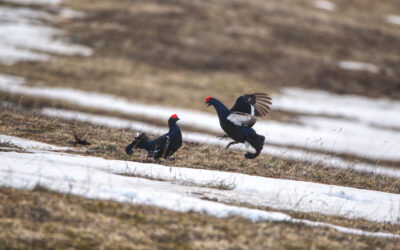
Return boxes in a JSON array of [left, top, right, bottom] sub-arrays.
[[1, 135, 399, 226], [0, 135, 399, 238]]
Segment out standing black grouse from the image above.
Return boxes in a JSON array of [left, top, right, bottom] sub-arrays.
[[205, 93, 271, 159], [125, 114, 182, 160]]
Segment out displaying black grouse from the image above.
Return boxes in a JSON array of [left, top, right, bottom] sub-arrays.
[[205, 93, 271, 159], [125, 114, 182, 160]]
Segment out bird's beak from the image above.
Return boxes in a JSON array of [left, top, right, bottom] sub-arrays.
[[205, 101, 210, 107], [177, 117, 180, 121]]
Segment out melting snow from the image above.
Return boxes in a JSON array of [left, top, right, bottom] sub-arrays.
[[338, 61, 380, 73], [0, 134, 74, 151], [0, 4, 92, 65], [272, 87, 400, 129], [0, 138, 399, 237], [386, 15, 400, 26], [314, 0, 335, 11], [57, 8, 86, 19], [3, 0, 62, 5]]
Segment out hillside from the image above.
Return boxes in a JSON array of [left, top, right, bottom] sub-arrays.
[[1, 0, 400, 248]]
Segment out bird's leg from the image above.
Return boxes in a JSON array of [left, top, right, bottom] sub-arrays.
[[225, 141, 239, 149], [217, 135, 229, 140]]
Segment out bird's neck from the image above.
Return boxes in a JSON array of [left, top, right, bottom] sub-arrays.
[[168, 121, 181, 134], [212, 99, 230, 118]]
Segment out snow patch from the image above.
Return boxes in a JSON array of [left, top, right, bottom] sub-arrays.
[[386, 15, 400, 26], [0, 134, 74, 152], [314, 0, 335, 11], [0, 146, 399, 238], [0, 5, 92, 65], [3, 0, 62, 5], [0, 74, 25, 86], [1, 148, 400, 230], [338, 61, 379, 73], [292, 219, 398, 238], [272, 87, 400, 130], [58, 8, 86, 19]]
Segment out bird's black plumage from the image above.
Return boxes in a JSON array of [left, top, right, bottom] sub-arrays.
[[206, 93, 271, 159], [230, 93, 272, 117], [125, 114, 182, 160]]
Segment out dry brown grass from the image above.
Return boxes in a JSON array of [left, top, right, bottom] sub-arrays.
[[0, 186, 399, 249], [60, 0, 399, 100], [2, 0, 399, 115]]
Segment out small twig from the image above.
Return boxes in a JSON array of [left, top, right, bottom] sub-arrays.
[[73, 131, 91, 145]]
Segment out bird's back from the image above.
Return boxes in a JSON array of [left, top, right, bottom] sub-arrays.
[[147, 135, 168, 159], [149, 125, 182, 159]]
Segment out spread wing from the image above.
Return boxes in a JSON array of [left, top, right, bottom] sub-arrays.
[[227, 112, 257, 127], [230, 93, 272, 117]]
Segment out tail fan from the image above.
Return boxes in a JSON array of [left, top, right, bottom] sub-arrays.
[[245, 134, 265, 159], [125, 143, 134, 155]]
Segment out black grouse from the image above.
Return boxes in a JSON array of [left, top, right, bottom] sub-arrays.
[[205, 93, 271, 159], [125, 114, 182, 160]]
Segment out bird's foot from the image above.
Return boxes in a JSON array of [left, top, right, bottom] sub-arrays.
[[217, 135, 229, 140], [225, 141, 239, 149]]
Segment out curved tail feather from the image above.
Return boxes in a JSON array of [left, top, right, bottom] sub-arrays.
[[244, 134, 265, 159], [125, 143, 134, 155]]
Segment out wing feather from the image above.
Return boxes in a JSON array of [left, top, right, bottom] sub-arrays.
[[231, 93, 272, 117]]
